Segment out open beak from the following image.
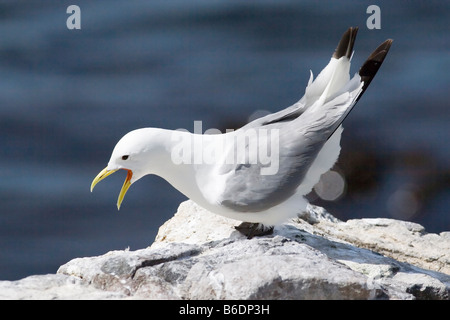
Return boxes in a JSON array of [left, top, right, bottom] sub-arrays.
[[90, 167, 133, 210]]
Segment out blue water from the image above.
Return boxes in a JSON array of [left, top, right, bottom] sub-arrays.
[[0, 1, 449, 280]]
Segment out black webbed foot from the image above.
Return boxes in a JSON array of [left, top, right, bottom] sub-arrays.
[[235, 222, 274, 239]]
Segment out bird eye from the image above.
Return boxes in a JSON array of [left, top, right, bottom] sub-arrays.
[[122, 155, 129, 160]]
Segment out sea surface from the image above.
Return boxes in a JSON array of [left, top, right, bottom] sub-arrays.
[[0, 0, 448, 280]]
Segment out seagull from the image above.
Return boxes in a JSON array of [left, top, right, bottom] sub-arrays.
[[91, 27, 392, 238]]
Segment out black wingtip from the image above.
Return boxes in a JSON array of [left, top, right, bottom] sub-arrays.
[[326, 37, 392, 141], [333, 27, 359, 59], [357, 39, 393, 100]]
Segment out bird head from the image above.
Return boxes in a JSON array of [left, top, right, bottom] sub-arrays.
[[90, 128, 164, 210]]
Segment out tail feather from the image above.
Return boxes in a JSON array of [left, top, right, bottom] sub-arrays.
[[333, 27, 358, 59], [303, 27, 359, 108]]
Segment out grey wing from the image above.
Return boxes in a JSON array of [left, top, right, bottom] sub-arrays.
[[218, 128, 318, 212], [219, 30, 392, 213], [240, 100, 306, 130], [219, 91, 357, 213]]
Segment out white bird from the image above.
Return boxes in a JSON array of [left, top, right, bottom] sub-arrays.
[[91, 27, 392, 238]]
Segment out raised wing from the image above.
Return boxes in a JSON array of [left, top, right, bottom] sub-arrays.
[[218, 28, 392, 213]]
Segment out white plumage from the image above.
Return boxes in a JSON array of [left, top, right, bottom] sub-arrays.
[[91, 27, 392, 237]]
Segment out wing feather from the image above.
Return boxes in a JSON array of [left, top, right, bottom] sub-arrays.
[[218, 28, 392, 213]]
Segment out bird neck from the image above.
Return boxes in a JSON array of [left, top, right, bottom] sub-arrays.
[[148, 129, 206, 203]]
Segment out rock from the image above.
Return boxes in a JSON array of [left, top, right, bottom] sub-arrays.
[[0, 200, 449, 300], [311, 217, 450, 274], [0, 274, 127, 300]]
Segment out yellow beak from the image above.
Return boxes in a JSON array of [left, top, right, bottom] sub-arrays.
[[90, 167, 133, 210]]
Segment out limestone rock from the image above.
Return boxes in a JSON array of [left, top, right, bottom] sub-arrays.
[[0, 200, 448, 300]]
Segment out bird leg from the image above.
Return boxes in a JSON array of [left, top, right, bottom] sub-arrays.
[[235, 222, 274, 239]]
